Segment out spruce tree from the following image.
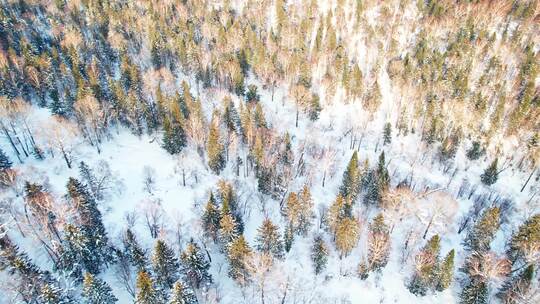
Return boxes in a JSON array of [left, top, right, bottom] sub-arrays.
[[245, 84, 260, 103], [376, 151, 390, 190], [460, 280, 488, 304], [367, 214, 390, 272], [201, 193, 221, 242], [207, 119, 225, 174], [383, 122, 392, 145], [0, 148, 12, 170], [255, 218, 284, 259], [218, 211, 239, 249], [408, 235, 441, 296], [284, 222, 294, 253], [135, 271, 161, 304], [309, 93, 322, 121], [466, 141, 485, 160], [339, 151, 361, 201], [170, 281, 198, 304], [162, 116, 186, 155], [311, 235, 328, 274], [180, 240, 212, 289], [39, 283, 73, 304], [123, 229, 148, 271], [435, 249, 455, 292], [463, 207, 500, 252], [152, 240, 179, 289], [66, 177, 113, 273], [82, 272, 118, 304], [335, 217, 359, 258], [480, 158, 499, 186], [227, 235, 251, 285]]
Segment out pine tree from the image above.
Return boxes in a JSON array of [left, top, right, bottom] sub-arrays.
[[217, 181, 244, 233], [170, 281, 198, 304], [285, 186, 314, 236], [311, 235, 328, 274], [435, 249, 455, 292], [207, 119, 225, 174], [460, 280, 488, 304], [466, 141, 485, 160], [255, 218, 284, 259], [245, 84, 260, 103], [218, 211, 239, 249], [180, 240, 212, 289], [66, 178, 113, 273], [39, 283, 73, 304], [0, 148, 12, 170], [383, 122, 392, 145], [123, 229, 148, 271], [309, 93, 322, 121], [227, 235, 251, 285], [339, 151, 361, 201], [279, 132, 293, 166], [376, 151, 390, 190], [82, 272, 118, 304], [135, 271, 161, 304], [497, 265, 534, 304], [202, 193, 221, 242], [507, 214, 540, 264], [152, 240, 179, 289], [480, 158, 499, 186], [363, 170, 381, 206], [463, 207, 500, 252], [162, 116, 186, 155]]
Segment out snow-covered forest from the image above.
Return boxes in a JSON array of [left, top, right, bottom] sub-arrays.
[[0, 0, 539, 303]]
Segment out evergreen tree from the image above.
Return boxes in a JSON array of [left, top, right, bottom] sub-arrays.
[[284, 222, 294, 253], [309, 93, 322, 121], [255, 218, 284, 259], [279, 132, 293, 166], [38, 283, 73, 304], [383, 122, 392, 145], [135, 271, 161, 304], [227, 235, 251, 285], [0, 148, 12, 170], [463, 207, 500, 252], [408, 235, 441, 296], [162, 116, 186, 155], [335, 217, 359, 258], [284, 187, 314, 236], [201, 193, 221, 242], [207, 119, 225, 174], [82, 272, 118, 304], [460, 280, 488, 304], [435, 249, 455, 292], [339, 151, 361, 201], [170, 281, 198, 304], [480, 158, 499, 186], [66, 177, 113, 273], [218, 211, 239, 249], [363, 170, 381, 206], [152, 240, 179, 289], [245, 84, 260, 103], [123, 229, 148, 271], [180, 240, 212, 289], [311, 235, 328, 275], [507, 214, 540, 264], [496, 265, 534, 304], [376, 151, 390, 190], [466, 141, 485, 160], [222, 97, 241, 135]]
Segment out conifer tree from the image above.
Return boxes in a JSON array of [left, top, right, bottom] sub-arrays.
[[435, 249, 455, 292], [66, 177, 113, 273], [383, 122, 392, 145], [180, 240, 212, 289], [284, 222, 294, 253], [0, 148, 12, 170], [123, 229, 148, 271], [311, 235, 328, 274], [255, 218, 284, 259], [152, 240, 179, 290], [39, 283, 73, 304], [507, 214, 540, 265], [227, 235, 251, 285], [496, 265, 534, 304], [245, 84, 260, 103], [218, 211, 239, 249], [460, 280, 488, 304], [162, 116, 186, 155], [335, 217, 359, 258], [466, 141, 485, 160], [82, 272, 118, 304], [339, 151, 361, 201], [279, 132, 293, 166], [463, 207, 500, 252], [309, 93, 322, 121], [207, 119, 225, 174], [480, 158, 499, 186], [135, 271, 161, 304], [202, 193, 221, 242], [170, 281, 198, 304], [376, 151, 390, 191], [367, 214, 390, 272], [408, 235, 441, 296]]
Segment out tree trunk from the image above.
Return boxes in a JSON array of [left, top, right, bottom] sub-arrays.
[[520, 167, 536, 192]]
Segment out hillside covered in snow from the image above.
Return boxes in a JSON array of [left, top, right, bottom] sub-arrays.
[[0, 0, 539, 303]]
